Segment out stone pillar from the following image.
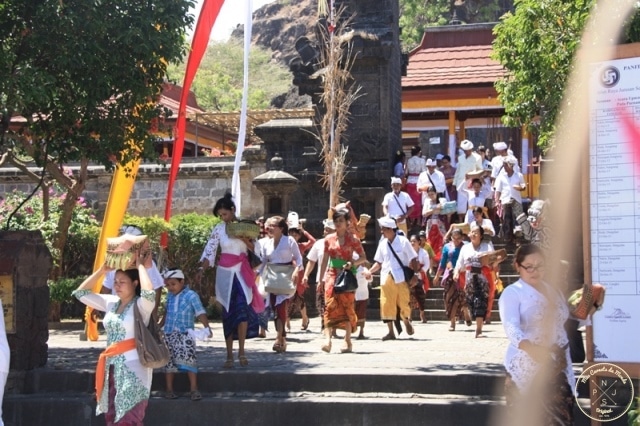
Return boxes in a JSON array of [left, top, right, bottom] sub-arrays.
[[252, 154, 300, 216], [0, 231, 52, 371]]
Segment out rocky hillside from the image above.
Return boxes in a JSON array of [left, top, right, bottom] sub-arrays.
[[230, 0, 318, 108]]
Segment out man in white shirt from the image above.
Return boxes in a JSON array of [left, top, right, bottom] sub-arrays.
[[453, 139, 483, 222], [494, 156, 526, 242], [490, 141, 521, 184], [417, 158, 446, 204], [367, 217, 418, 341], [381, 177, 414, 236]]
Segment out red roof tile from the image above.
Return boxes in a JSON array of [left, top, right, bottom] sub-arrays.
[[403, 44, 505, 88], [159, 82, 204, 117]]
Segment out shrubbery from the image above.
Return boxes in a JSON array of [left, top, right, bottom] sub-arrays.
[[2, 187, 221, 318]]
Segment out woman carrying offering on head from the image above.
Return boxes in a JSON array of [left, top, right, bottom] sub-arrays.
[[311, 208, 367, 354], [73, 251, 154, 425], [200, 193, 265, 369], [453, 226, 496, 338]]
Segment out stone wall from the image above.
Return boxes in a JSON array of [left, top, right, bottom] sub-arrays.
[[263, 0, 403, 251], [0, 147, 267, 220], [0, 231, 52, 371]]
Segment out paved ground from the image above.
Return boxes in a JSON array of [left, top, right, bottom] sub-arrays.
[[47, 318, 509, 377]]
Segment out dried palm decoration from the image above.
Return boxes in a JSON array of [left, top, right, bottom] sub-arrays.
[[314, 5, 364, 207]]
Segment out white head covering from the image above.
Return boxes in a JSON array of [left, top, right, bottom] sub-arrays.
[[504, 155, 518, 166], [435, 153, 444, 160], [460, 139, 474, 151], [163, 269, 185, 280], [322, 219, 336, 230], [425, 158, 436, 167], [287, 211, 300, 229], [377, 216, 397, 229], [493, 141, 508, 151], [390, 177, 402, 185]]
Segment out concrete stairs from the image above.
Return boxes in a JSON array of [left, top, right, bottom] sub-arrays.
[[4, 367, 506, 426]]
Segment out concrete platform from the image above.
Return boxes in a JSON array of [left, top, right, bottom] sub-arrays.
[[2, 319, 596, 425]]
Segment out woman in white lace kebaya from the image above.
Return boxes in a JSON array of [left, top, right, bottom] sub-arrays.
[[73, 255, 155, 425], [200, 193, 265, 369], [498, 244, 575, 426]]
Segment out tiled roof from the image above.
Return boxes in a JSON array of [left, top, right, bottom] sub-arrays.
[[403, 45, 504, 88], [159, 82, 204, 117]]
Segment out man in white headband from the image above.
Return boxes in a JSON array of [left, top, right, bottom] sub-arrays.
[[453, 140, 483, 223], [368, 216, 417, 341], [381, 177, 414, 235]]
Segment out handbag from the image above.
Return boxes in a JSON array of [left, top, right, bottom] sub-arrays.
[[334, 269, 358, 294], [262, 263, 296, 295], [568, 282, 606, 320], [133, 301, 170, 369], [387, 241, 416, 284]]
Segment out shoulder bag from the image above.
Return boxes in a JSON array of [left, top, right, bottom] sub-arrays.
[[262, 263, 296, 295], [387, 241, 417, 285], [133, 301, 170, 369]]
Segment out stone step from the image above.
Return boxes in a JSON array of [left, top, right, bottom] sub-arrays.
[[3, 392, 506, 426], [21, 369, 505, 397], [2, 388, 594, 426]]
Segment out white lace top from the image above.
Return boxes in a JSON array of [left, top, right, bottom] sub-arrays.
[[406, 156, 425, 183], [200, 222, 252, 311], [498, 279, 574, 392]]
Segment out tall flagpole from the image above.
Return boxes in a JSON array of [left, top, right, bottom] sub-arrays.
[[231, 0, 253, 213]]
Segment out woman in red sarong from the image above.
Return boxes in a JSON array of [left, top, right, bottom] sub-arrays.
[[287, 224, 316, 331], [317, 208, 367, 354], [405, 145, 424, 229], [422, 187, 447, 265]]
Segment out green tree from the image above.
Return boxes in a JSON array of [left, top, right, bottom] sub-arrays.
[[0, 0, 195, 278], [399, 0, 514, 50], [168, 40, 291, 112], [492, 0, 640, 150]]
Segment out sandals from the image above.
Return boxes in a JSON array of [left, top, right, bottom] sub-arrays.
[[165, 391, 178, 400], [238, 355, 249, 367], [321, 341, 332, 353], [190, 390, 202, 401], [405, 322, 415, 336], [272, 343, 281, 353], [340, 341, 352, 353], [223, 358, 234, 369], [381, 334, 396, 341]]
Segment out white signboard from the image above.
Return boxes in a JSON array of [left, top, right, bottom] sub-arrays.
[[589, 56, 640, 363]]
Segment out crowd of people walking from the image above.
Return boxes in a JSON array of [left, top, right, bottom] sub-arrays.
[[71, 138, 583, 425]]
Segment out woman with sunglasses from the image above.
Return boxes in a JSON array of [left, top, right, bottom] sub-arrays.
[[498, 244, 574, 425]]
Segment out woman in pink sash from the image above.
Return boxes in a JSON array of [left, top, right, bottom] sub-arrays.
[[200, 193, 265, 369]]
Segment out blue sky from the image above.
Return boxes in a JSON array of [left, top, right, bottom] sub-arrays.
[[190, 0, 277, 41]]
